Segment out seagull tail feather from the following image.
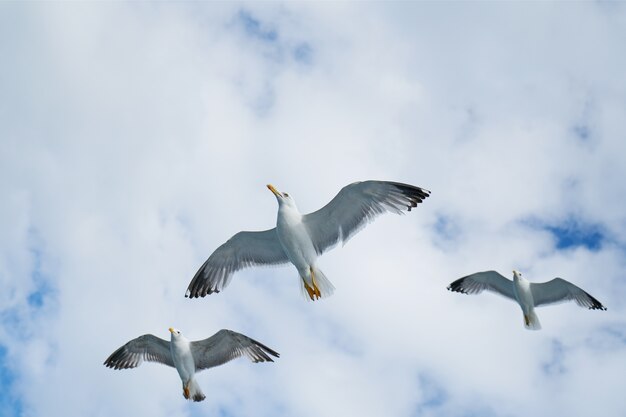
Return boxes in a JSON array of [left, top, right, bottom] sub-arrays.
[[184, 378, 206, 402], [524, 310, 542, 331]]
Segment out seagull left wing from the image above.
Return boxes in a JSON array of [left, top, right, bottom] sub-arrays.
[[186, 229, 289, 298], [531, 278, 607, 310], [302, 181, 431, 255], [191, 329, 280, 371], [104, 334, 173, 369], [447, 270, 516, 300]]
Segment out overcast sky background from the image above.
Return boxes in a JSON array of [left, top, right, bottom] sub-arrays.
[[1, 2, 626, 417]]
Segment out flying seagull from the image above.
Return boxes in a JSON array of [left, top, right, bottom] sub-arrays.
[[104, 328, 279, 401], [447, 270, 606, 330], [186, 180, 430, 301]]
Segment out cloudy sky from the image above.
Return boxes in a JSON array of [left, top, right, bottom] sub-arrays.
[[1, 2, 626, 417]]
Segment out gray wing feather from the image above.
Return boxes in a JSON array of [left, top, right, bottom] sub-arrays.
[[103, 334, 173, 369], [531, 278, 607, 310], [190, 329, 280, 371], [447, 270, 516, 300], [302, 181, 430, 255], [186, 229, 289, 298]]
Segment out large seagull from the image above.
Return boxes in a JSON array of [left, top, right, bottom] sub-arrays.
[[447, 270, 606, 330], [186, 180, 430, 300], [104, 328, 279, 401]]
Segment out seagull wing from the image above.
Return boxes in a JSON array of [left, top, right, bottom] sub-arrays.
[[103, 334, 173, 369], [447, 270, 516, 300], [531, 278, 607, 310], [302, 181, 430, 255], [186, 229, 289, 298], [191, 329, 280, 371]]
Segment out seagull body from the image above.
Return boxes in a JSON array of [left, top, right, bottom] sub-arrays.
[[447, 270, 606, 330], [169, 330, 197, 398], [104, 328, 279, 401], [511, 272, 537, 328], [274, 196, 324, 299], [186, 180, 430, 301]]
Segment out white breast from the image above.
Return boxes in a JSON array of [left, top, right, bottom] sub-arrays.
[[514, 277, 534, 311], [170, 338, 195, 381], [276, 206, 317, 272]]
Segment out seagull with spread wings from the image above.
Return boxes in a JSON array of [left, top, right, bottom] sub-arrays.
[[104, 328, 279, 401], [186, 180, 430, 301], [447, 270, 606, 330]]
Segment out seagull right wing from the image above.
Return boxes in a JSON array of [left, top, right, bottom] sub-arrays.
[[103, 334, 173, 369], [531, 278, 607, 310], [186, 229, 289, 298], [302, 181, 430, 255], [447, 270, 516, 300], [191, 329, 280, 371]]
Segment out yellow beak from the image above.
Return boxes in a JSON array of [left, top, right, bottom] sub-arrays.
[[168, 327, 175, 334], [267, 184, 280, 197]]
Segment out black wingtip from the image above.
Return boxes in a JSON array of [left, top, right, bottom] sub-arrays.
[[388, 182, 431, 203], [584, 291, 607, 311], [447, 277, 468, 294], [185, 286, 220, 299], [257, 343, 280, 359]]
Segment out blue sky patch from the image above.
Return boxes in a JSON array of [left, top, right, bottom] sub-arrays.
[[27, 281, 53, 309], [525, 216, 605, 251], [293, 42, 313, 65], [431, 214, 463, 251], [571, 123, 591, 141], [238, 10, 278, 42], [541, 339, 567, 376], [434, 215, 461, 241], [545, 221, 604, 250], [27, 247, 56, 309], [413, 373, 447, 414], [0, 345, 22, 417]]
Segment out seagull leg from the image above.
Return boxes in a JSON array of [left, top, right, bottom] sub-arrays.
[[524, 315, 530, 327], [310, 267, 321, 299], [303, 279, 316, 301], [183, 382, 190, 399]]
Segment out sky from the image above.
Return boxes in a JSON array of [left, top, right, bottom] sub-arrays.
[[1, 2, 626, 417]]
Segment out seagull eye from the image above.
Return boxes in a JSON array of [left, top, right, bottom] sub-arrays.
[[283, 193, 289, 198]]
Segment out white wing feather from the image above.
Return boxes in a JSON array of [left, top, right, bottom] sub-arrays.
[[186, 229, 289, 298], [302, 181, 430, 255], [531, 278, 606, 309], [447, 270, 516, 300], [191, 329, 280, 371], [103, 334, 173, 369]]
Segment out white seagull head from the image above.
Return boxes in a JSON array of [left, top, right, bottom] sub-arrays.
[[168, 327, 182, 339], [267, 184, 297, 209], [512, 270, 522, 279]]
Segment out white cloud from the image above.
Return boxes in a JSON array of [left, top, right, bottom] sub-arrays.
[[1, 2, 626, 417]]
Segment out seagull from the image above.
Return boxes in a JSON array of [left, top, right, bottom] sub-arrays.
[[186, 180, 430, 301], [104, 328, 279, 401], [447, 270, 606, 330]]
